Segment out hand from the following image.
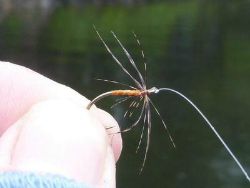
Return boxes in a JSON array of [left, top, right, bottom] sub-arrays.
[[0, 61, 122, 187]]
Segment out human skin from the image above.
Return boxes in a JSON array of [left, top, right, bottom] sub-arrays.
[[0, 61, 122, 188]]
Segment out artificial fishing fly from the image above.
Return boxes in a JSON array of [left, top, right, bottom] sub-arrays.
[[87, 27, 250, 182]]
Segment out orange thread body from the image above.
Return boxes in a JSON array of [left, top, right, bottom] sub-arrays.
[[112, 90, 146, 96]]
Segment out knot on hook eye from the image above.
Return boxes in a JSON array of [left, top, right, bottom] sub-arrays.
[[148, 87, 159, 94]]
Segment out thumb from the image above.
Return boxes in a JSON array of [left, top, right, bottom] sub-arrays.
[[0, 99, 116, 187]]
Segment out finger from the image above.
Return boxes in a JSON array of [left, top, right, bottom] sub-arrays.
[[0, 61, 89, 134], [89, 108, 122, 162], [99, 146, 116, 188], [0, 99, 113, 187]]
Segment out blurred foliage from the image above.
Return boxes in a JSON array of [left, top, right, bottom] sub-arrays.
[[0, 14, 24, 53], [39, 2, 198, 57]]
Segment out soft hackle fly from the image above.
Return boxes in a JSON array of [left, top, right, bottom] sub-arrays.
[[87, 28, 250, 181]]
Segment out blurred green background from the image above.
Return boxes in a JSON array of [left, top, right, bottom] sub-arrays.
[[0, 0, 250, 187]]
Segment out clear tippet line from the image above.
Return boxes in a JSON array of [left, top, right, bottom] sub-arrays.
[[158, 87, 250, 182]]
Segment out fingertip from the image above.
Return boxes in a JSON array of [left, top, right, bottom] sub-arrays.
[[90, 108, 122, 162], [99, 146, 116, 188]]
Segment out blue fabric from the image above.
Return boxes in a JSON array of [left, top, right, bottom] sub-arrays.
[[0, 172, 90, 188]]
